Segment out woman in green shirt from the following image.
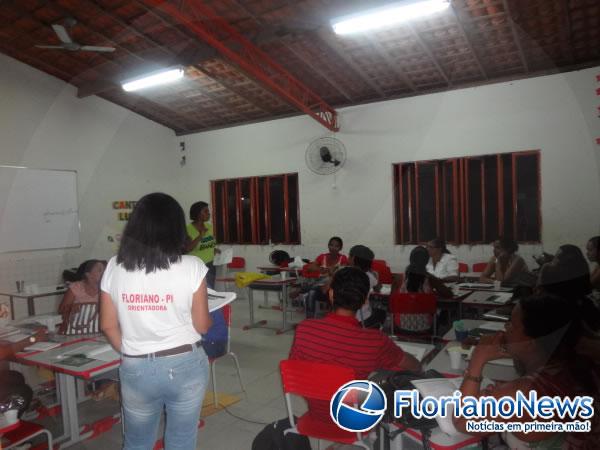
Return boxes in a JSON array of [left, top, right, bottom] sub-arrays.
[[186, 201, 219, 288]]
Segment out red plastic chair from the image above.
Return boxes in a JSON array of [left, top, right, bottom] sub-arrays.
[[209, 304, 245, 407], [1, 420, 53, 449], [227, 256, 245, 270], [388, 292, 438, 341], [472, 262, 488, 273], [279, 360, 369, 449], [458, 262, 468, 273], [371, 259, 393, 284]]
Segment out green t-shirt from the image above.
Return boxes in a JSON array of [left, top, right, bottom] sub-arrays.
[[187, 222, 216, 263]]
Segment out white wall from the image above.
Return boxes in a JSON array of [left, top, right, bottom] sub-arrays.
[[0, 54, 179, 318], [181, 67, 600, 273]]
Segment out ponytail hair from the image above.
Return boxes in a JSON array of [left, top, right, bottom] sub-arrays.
[[74, 259, 106, 281], [430, 237, 450, 254]]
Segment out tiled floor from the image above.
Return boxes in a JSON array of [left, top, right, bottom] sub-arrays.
[[27, 295, 334, 450]]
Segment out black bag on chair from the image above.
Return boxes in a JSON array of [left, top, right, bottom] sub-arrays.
[[369, 369, 445, 449], [251, 417, 312, 450]]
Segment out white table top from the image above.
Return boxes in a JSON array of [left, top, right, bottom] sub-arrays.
[[426, 341, 518, 381], [442, 319, 504, 341], [0, 285, 67, 298], [16, 338, 119, 380]]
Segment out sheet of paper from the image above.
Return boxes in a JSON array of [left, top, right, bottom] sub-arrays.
[[90, 348, 120, 362], [394, 342, 427, 361], [207, 289, 237, 312], [213, 248, 233, 266], [24, 342, 62, 352]]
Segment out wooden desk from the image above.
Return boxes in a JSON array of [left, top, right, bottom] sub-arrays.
[[244, 277, 298, 334], [0, 286, 67, 320]]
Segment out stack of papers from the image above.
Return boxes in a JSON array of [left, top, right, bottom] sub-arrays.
[[207, 289, 237, 312], [393, 341, 427, 361]]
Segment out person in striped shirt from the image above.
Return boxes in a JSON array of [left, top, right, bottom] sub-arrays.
[[289, 266, 421, 423]]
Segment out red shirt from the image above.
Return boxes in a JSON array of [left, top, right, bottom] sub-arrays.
[[315, 253, 348, 268], [289, 313, 407, 422]]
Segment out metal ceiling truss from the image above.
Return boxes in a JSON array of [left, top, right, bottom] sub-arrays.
[[141, 0, 339, 131]]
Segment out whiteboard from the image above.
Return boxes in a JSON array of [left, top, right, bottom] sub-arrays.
[[0, 166, 80, 253]]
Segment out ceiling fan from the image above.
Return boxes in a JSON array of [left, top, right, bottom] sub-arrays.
[[35, 18, 115, 53]]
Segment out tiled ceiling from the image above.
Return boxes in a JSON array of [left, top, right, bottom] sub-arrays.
[[1, 0, 599, 135]]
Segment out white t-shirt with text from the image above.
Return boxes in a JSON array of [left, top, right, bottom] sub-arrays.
[[101, 255, 208, 355]]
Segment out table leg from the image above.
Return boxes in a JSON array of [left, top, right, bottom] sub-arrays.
[[54, 373, 82, 447], [243, 288, 267, 331], [27, 296, 35, 316], [276, 283, 295, 335], [9, 296, 15, 320]]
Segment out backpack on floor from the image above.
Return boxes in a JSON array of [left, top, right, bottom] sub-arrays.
[[251, 417, 311, 450]]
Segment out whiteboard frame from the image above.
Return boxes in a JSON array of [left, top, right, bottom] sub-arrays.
[[0, 165, 81, 253]]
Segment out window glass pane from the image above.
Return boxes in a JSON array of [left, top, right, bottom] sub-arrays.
[[287, 174, 300, 243], [213, 181, 225, 243], [240, 179, 252, 243], [502, 154, 514, 239], [257, 177, 268, 244], [417, 162, 437, 242], [467, 159, 484, 242], [443, 161, 456, 243], [226, 180, 238, 243], [269, 176, 285, 244], [515, 154, 540, 241], [484, 156, 498, 242]]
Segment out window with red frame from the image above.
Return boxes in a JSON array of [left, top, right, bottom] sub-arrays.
[[211, 173, 300, 245], [393, 150, 540, 244]]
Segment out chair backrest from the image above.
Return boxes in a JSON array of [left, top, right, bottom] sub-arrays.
[[227, 257, 245, 269], [458, 262, 468, 273], [388, 292, 437, 315], [280, 359, 356, 401], [371, 259, 393, 284], [60, 302, 99, 335], [472, 262, 488, 273]]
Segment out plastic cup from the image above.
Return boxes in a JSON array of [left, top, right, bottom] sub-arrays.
[[494, 280, 502, 290], [447, 346, 463, 370]]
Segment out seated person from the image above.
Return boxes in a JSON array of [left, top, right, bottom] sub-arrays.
[[479, 237, 528, 284], [58, 259, 106, 322], [453, 294, 600, 448], [536, 244, 592, 300], [587, 236, 600, 291], [426, 238, 459, 282], [397, 246, 453, 333], [348, 245, 386, 329], [304, 236, 348, 276], [289, 266, 421, 423], [0, 328, 46, 418], [303, 237, 347, 319]]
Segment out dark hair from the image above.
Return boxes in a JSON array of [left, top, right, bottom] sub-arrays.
[[270, 250, 291, 266], [520, 294, 600, 360], [189, 201, 208, 221], [64, 259, 106, 283], [429, 237, 450, 254], [349, 245, 374, 272], [329, 266, 370, 312], [328, 236, 343, 248], [405, 246, 429, 292], [118, 193, 186, 273], [539, 244, 591, 298], [497, 236, 518, 254]]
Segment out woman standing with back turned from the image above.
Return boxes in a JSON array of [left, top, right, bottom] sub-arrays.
[[100, 193, 212, 450]]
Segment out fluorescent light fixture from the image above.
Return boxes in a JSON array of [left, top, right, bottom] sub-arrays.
[[332, 0, 450, 35], [122, 67, 184, 92]]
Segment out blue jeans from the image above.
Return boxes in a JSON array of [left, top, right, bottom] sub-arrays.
[[120, 346, 209, 450]]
